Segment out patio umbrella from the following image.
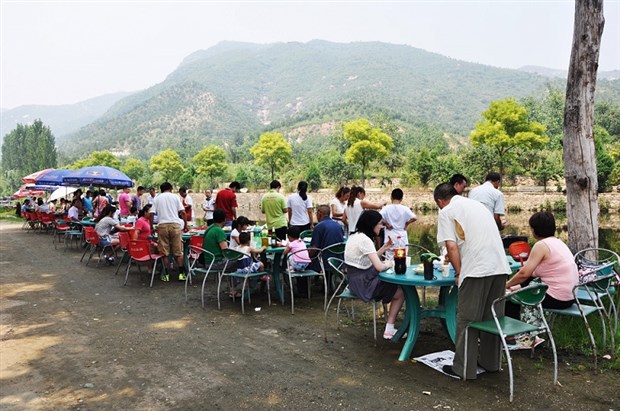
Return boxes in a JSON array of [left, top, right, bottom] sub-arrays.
[[34, 169, 75, 187], [21, 168, 55, 184], [48, 186, 79, 202], [62, 166, 133, 188], [12, 184, 47, 199]]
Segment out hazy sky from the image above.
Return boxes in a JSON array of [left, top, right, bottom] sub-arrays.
[[1, 0, 619, 109]]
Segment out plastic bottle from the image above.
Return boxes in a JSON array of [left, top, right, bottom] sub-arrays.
[[394, 236, 407, 275]]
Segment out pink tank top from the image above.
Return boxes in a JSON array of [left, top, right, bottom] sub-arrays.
[[534, 237, 578, 301]]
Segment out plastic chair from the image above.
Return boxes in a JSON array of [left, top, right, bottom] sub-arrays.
[[53, 219, 82, 250], [284, 247, 326, 314], [574, 248, 619, 334], [38, 212, 55, 233], [217, 248, 270, 314], [80, 226, 114, 267], [124, 239, 166, 287], [183, 238, 222, 306], [464, 283, 557, 402], [324, 257, 385, 342], [300, 229, 313, 241], [545, 271, 617, 372], [114, 232, 132, 275], [321, 241, 346, 292], [508, 241, 531, 267]]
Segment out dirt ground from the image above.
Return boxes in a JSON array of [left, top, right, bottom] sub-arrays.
[[0, 221, 618, 410]]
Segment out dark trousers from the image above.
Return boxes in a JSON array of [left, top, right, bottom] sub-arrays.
[[453, 274, 508, 379], [274, 226, 288, 241]]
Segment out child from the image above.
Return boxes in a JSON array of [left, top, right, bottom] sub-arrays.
[[235, 231, 267, 273], [230, 216, 251, 249], [282, 226, 311, 271]]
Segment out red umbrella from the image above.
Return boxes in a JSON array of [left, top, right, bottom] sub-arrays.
[[12, 184, 47, 199], [21, 168, 55, 184]]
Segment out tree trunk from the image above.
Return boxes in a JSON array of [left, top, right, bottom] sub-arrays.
[[563, 0, 604, 253]]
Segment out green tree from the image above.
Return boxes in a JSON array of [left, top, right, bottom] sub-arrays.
[[305, 163, 322, 192], [71, 151, 121, 169], [595, 100, 620, 141], [470, 98, 549, 177], [594, 126, 615, 192], [530, 150, 564, 192], [342, 118, 393, 186], [121, 158, 147, 182], [318, 149, 358, 187], [1, 120, 57, 178], [250, 132, 292, 180], [193, 145, 227, 187], [408, 148, 434, 187], [149, 149, 184, 182]]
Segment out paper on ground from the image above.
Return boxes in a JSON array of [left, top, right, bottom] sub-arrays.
[[414, 350, 485, 379], [507, 335, 545, 351]]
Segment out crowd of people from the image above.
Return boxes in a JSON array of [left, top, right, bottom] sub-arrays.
[[16, 173, 581, 384]]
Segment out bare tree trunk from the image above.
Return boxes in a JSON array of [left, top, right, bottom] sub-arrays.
[[563, 0, 604, 253]]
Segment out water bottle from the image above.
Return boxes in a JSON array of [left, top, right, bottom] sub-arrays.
[[394, 236, 407, 275]]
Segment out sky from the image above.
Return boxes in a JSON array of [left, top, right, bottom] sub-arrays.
[[1, 0, 619, 109]]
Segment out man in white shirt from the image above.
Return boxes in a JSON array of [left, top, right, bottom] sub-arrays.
[[434, 182, 510, 380], [468, 172, 506, 231], [149, 182, 187, 282], [380, 188, 417, 260]]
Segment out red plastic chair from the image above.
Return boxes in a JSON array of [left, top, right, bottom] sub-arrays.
[[114, 232, 132, 275], [124, 239, 166, 287], [38, 212, 55, 233], [508, 241, 531, 267], [80, 226, 114, 267]]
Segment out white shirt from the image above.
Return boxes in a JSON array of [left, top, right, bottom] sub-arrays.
[[202, 196, 215, 220], [468, 181, 505, 216], [287, 192, 313, 226], [437, 195, 510, 286], [344, 232, 376, 270], [150, 191, 184, 227], [67, 206, 79, 221], [330, 198, 345, 220], [344, 198, 364, 234], [380, 203, 416, 258]]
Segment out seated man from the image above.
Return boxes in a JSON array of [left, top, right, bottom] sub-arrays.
[[202, 208, 229, 270]]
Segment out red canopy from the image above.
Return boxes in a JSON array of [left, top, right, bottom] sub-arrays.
[[12, 184, 47, 199], [21, 168, 55, 184]]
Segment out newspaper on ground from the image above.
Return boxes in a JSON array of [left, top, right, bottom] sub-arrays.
[[413, 350, 485, 379]]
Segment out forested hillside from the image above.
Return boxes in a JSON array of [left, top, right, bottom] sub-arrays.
[[60, 40, 620, 159]]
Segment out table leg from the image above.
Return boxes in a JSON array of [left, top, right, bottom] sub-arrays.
[[270, 252, 285, 304], [439, 286, 458, 344], [396, 285, 422, 361]]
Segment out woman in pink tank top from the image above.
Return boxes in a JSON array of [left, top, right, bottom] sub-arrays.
[[506, 211, 578, 314]]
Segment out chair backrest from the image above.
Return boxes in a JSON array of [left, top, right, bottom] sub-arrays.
[[188, 235, 204, 259], [322, 242, 346, 255], [221, 248, 250, 262], [574, 247, 619, 274], [127, 239, 152, 259], [327, 257, 346, 279], [287, 247, 321, 271], [83, 226, 99, 245], [118, 232, 131, 250], [508, 241, 531, 266], [55, 219, 69, 229], [578, 272, 616, 294], [40, 212, 54, 224], [508, 282, 549, 307], [300, 230, 313, 240]]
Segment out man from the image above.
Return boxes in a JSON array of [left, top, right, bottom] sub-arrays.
[[450, 174, 468, 195], [434, 183, 510, 380], [261, 180, 288, 240], [149, 182, 187, 282], [147, 187, 158, 223], [179, 186, 194, 225], [380, 188, 417, 260], [468, 172, 506, 231], [202, 208, 228, 270], [202, 189, 215, 226], [214, 181, 240, 227], [83, 190, 93, 215], [118, 187, 132, 218], [132, 186, 145, 211]]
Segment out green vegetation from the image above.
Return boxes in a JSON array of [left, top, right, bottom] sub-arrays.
[[250, 132, 292, 180]]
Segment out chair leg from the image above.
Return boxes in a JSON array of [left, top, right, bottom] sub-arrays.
[[114, 251, 126, 275], [124, 259, 132, 286], [336, 299, 343, 329], [498, 334, 515, 402], [150, 260, 158, 288], [290, 274, 296, 314], [241, 278, 247, 314], [372, 301, 377, 342], [216, 274, 223, 310]]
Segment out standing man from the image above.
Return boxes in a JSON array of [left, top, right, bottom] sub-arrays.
[[118, 187, 132, 218], [83, 190, 93, 215], [380, 188, 417, 260], [132, 186, 145, 211], [468, 172, 506, 231], [179, 186, 194, 226], [149, 182, 187, 282], [214, 181, 240, 227], [202, 189, 215, 226], [450, 174, 468, 195], [147, 187, 158, 224], [261, 180, 288, 240], [433, 183, 510, 380]]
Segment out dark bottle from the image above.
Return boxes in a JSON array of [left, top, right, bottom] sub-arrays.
[[394, 236, 407, 275]]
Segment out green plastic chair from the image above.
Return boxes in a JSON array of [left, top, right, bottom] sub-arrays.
[[545, 272, 617, 372], [300, 229, 313, 241], [217, 248, 270, 314], [464, 282, 557, 402], [284, 247, 325, 314]]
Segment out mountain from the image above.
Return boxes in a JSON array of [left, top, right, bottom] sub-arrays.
[[61, 40, 620, 158], [518, 65, 620, 80], [0, 91, 134, 147]]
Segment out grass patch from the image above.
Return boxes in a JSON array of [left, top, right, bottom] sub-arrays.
[[0, 207, 21, 222]]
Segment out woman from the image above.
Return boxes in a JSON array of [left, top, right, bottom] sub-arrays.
[[505, 211, 579, 317], [132, 204, 153, 241], [330, 186, 350, 229], [93, 189, 109, 218], [287, 181, 314, 232], [95, 205, 133, 263], [343, 186, 385, 235], [344, 210, 405, 339]]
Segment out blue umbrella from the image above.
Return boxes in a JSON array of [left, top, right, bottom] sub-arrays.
[[34, 169, 75, 186], [62, 166, 134, 188]]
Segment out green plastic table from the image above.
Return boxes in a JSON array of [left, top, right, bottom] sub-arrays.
[[379, 266, 458, 361]]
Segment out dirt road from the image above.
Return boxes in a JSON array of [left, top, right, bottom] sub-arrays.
[[0, 221, 617, 410]]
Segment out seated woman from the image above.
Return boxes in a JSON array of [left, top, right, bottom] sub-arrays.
[[132, 205, 153, 241], [95, 205, 133, 264], [505, 211, 579, 318], [344, 210, 404, 340]]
